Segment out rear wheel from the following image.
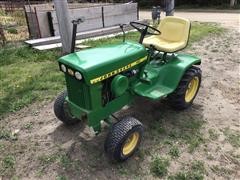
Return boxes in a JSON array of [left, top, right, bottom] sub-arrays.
[[54, 91, 80, 125], [168, 66, 202, 110], [104, 117, 143, 162]]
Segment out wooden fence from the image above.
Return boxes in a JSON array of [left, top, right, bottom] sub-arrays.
[[24, 3, 138, 39]]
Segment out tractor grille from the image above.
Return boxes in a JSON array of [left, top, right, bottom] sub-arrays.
[[65, 74, 90, 109]]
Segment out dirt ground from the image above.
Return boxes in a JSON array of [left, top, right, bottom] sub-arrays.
[[0, 14, 240, 180], [140, 11, 240, 32]]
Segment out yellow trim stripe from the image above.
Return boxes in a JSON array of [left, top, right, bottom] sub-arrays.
[[90, 56, 147, 84]]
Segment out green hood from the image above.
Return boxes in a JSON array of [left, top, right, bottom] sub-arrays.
[[58, 41, 147, 85]]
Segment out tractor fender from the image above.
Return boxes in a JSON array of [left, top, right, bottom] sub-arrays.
[[157, 54, 201, 93]]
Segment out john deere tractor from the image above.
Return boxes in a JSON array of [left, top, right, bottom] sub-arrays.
[[54, 17, 202, 161]]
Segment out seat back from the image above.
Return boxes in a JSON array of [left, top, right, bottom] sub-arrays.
[[157, 16, 190, 44]]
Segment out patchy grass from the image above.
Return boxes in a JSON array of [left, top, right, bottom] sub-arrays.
[[223, 128, 240, 148], [7, 27, 18, 34], [149, 120, 166, 137], [0, 128, 17, 141], [169, 160, 206, 180], [0, 128, 11, 140], [56, 175, 68, 180], [117, 164, 130, 176], [167, 117, 205, 153], [37, 152, 81, 177], [59, 154, 75, 170], [210, 165, 234, 177], [37, 153, 60, 176], [0, 155, 16, 176], [189, 22, 224, 45], [0, 9, 5, 16], [188, 135, 205, 153], [146, 110, 205, 154], [208, 129, 219, 141], [23, 122, 33, 130], [0, 22, 224, 117], [169, 146, 180, 158], [38, 154, 59, 166], [150, 156, 170, 177]]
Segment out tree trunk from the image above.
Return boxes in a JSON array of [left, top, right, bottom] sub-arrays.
[[230, 0, 235, 7]]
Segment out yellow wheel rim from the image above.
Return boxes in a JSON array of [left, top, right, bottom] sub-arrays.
[[122, 132, 139, 156], [185, 77, 199, 103]]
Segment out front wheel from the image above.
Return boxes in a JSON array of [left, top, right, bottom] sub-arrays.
[[104, 117, 143, 162], [168, 66, 202, 110], [53, 91, 80, 125]]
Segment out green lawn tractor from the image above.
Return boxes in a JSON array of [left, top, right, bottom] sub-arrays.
[[54, 16, 202, 161]]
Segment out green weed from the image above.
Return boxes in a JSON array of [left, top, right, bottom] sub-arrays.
[[191, 160, 205, 174], [56, 175, 68, 180], [0, 129, 11, 140], [38, 154, 59, 166], [0, 9, 5, 16], [168, 117, 205, 153], [169, 160, 205, 180], [169, 146, 180, 158], [208, 129, 219, 140], [7, 28, 18, 34], [23, 122, 33, 130], [11, 176, 19, 180], [188, 135, 205, 153], [0, 144, 4, 150], [163, 139, 173, 145], [37, 154, 59, 176], [150, 156, 170, 177], [0, 128, 17, 141], [117, 164, 129, 176], [59, 154, 72, 169], [211, 165, 234, 177], [223, 128, 240, 148], [1, 155, 16, 175], [38, 153, 80, 176], [136, 149, 145, 160]]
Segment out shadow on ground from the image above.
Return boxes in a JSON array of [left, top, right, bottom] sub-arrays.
[[50, 97, 204, 179]]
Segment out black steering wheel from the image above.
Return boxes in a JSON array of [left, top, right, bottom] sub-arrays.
[[130, 21, 161, 44]]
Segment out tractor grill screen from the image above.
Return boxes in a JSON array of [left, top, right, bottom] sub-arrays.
[[65, 74, 89, 109]]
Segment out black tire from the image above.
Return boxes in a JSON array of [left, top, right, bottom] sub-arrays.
[[168, 66, 202, 110], [104, 117, 143, 162], [54, 91, 80, 125]]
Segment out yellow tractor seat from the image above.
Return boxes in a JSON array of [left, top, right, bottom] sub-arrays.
[[143, 16, 191, 53]]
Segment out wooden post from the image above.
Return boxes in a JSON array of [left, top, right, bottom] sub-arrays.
[[0, 23, 6, 46], [53, 0, 72, 54]]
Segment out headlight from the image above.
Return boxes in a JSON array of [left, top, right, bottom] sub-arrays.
[[75, 71, 82, 80], [67, 68, 74, 76], [60, 64, 66, 72]]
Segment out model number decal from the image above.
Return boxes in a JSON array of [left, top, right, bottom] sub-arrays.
[[90, 56, 147, 84]]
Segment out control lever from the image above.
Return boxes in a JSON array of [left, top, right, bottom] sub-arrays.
[[71, 17, 85, 53], [119, 24, 126, 42]]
